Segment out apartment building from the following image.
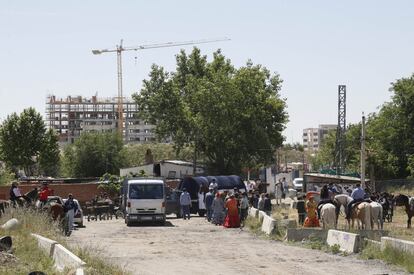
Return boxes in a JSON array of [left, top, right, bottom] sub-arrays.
[[302, 124, 337, 151], [46, 95, 156, 146]]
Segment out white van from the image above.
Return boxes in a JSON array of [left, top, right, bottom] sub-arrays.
[[122, 178, 166, 226]]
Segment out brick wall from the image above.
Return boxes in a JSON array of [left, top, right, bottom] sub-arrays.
[[0, 183, 100, 203]]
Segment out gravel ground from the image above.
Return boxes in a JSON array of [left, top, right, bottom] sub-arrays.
[[68, 216, 404, 275]]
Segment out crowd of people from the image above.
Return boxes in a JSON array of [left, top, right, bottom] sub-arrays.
[[179, 179, 252, 228]]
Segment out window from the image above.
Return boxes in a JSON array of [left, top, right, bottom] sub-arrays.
[[303, 139, 308, 142], [313, 132, 318, 136], [303, 133, 308, 136], [128, 184, 163, 199], [313, 139, 318, 142]]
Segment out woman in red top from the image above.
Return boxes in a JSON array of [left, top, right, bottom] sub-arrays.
[[223, 194, 240, 228], [39, 182, 53, 207]]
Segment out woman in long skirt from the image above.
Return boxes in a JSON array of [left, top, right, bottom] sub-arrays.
[[223, 194, 240, 228], [211, 192, 225, 225]]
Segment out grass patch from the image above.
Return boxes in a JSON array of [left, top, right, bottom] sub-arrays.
[[244, 216, 262, 235], [0, 208, 61, 275], [75, 246, 130, 275], [0, 207, 128, 275], [360, 243, 414, 273]]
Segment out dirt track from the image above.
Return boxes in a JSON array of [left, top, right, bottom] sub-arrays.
[[68, 216, 403, 275]]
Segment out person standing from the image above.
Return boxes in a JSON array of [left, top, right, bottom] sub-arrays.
[[263, 194, 272, 215], [296, 195, 306, 226], [180, 188, 192, 220], [258, 193, 265, 211], [282, 177, 288, 199], [209, 179, 218, 193], [211, 192, 225, 225], [205, 188, 214, 222], [274, 179, 283, 205], [64, 193, 78, 236], [223, 194, 240, 228], [198, 188, 206, 216], [239, 192, 249, 223]]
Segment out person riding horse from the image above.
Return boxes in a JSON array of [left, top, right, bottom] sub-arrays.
[[9, 182, 24, 207], [345, 183, 366, 221], [317, 185, 340, 220]]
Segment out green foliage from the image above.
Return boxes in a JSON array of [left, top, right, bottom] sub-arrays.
[[314, 73, 414, 179], [0, 108, 48, 176], [61, 132, 124, 177], [121, 143, 194, 168], [39, 129, 61, 177], [330, 244, 341, 254], [98, 173, 122, 197], [0, 166, 14, 185], [360, 243, 414, 273], [134, 48, 288, 174]]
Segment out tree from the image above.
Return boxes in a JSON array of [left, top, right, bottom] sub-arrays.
[[134, 48, 288, 174], [39, 129, 61, 177], [120, 143, 194, 168], [61, 132, 124, 177], [0, 108, 46, 176]]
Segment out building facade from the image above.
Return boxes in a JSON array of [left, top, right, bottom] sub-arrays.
[[46, 95, 156, 146], [302, 124, 337, 151]]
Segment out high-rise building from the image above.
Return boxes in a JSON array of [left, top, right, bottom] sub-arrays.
[[46, 95, 156, 146], [302, 124, 337, 151]]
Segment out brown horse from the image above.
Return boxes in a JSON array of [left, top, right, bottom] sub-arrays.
[[349, 202, 372, 230], [394, 194, 413, 228]]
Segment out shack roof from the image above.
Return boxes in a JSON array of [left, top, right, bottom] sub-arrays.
[[304, 173, 370, 183]]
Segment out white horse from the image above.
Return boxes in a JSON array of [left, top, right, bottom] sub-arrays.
[[320, 203, 337, 229], [370, 201, 383, 230], [350, 202, 372, 230]]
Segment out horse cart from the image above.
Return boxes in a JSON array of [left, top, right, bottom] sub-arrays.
[[85, 200, 123, 221]]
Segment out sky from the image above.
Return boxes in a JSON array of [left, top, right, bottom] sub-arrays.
[[0, 1, 413, 143]]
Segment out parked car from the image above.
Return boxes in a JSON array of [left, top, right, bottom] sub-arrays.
[[292, 178, 303, 192], [62, 198, 84, 227]]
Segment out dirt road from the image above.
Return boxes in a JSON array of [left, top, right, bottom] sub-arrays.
[[68, 216, 402, 275]]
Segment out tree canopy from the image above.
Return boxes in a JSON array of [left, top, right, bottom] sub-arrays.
[[61, 132, 124, 177], [134, 48, 288, 174], [314, 73, 414, 180], [0, 108, 60, 177]]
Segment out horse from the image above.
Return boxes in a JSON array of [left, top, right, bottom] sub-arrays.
[[334, 194, 352, 217], [349, 202, 372, 230], [320, 203, 337, 229], [370, 201, 383, 230], [394, 194, 414, 228]]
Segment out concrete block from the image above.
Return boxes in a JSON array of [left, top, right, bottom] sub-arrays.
[[364, 239, 381, 250], [327, 230, 361, 253], [357, 230, 389, 242], [31, 233, 58, 257], [248, 207, 258, 218], [381, 237, 414, 255], [76, 268, 85, 275], [53, 244, 86, 272], [1, 218, 19, 230], [278, 219, 297, 228], [258, 211, 266, 221], [261, 214, 277, 235], [286, 228, 328, 242]]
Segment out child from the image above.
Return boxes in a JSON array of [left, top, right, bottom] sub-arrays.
[[296, 195, 306, 226]]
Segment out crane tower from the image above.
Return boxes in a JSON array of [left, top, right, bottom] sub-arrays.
[[92, 38, 230, 140]]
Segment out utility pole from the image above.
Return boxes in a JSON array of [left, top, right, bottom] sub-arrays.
[[361, 113, 366, 188]]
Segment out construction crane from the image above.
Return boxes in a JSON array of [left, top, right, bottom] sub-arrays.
[[335, 85, 347, 175], [92, 37, 231, 139]]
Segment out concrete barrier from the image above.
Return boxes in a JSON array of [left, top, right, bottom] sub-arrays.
[[261, 214, 277, 235], [278, 219, 297, 229], [31, 233, 57, 257], [381, 237, 414, 255], [286, 228, 328, 242], [53, 244, 86, 272], [1, 218, 19, 230], [326, 230, 361, 253], [357, 230, 389, 242], [258, 211, 266, 221], [248, 207, 259, 218]]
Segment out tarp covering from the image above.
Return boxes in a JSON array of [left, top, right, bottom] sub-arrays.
[[180, 175, 246, 199]]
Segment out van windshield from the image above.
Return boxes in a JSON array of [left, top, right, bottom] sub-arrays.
[[129, 184, 164, 200]]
